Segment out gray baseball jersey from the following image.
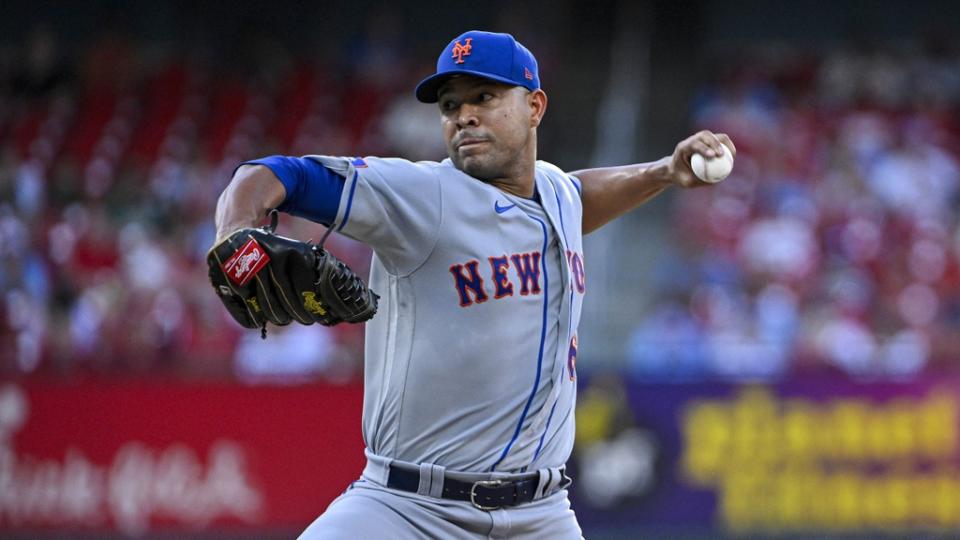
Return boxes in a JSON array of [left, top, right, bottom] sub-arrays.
[[309, 155, 586, 475]]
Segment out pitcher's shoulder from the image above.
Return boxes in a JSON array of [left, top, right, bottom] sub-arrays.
[[536, 160, 582, 197], [343, 156, 449, 184], [357, 156, 443, 171], [535, 159, 566, 175], [359, 156, 441, 165]]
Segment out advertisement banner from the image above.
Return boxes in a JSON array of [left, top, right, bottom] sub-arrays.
[[5, 377, 959, 536], [0, 380, 365, 534], [569, 376, 960, 535]]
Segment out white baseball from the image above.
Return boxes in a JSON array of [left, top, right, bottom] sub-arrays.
[[690, 142, 734, 183]]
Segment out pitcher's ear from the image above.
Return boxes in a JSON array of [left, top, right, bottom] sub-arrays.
[[529, 89, 548, 128]]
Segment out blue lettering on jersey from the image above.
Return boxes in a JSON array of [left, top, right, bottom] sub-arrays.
[[488, 256, 514, 298], [567, 334, 578, 381], [450, 250, 584, 307], [511, 252, 542, 296], [449, 260, 488, 307], [565, 250, 586, 293]]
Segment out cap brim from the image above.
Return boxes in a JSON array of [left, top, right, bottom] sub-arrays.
[[415, 70, 525, 103]]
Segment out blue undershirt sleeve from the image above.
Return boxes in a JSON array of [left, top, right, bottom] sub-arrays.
[[241, 155, 345, 226]]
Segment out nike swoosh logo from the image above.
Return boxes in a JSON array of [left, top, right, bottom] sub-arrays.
[[495, 201, 516, 214]]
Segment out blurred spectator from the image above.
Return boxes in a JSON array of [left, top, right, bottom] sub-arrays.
[[234, 323, 352, 384], [629, 42, 960, 381], [628, 300, 707, 379]]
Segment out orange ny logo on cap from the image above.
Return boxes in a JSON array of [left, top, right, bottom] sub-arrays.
[[451, 38, 473, 64]]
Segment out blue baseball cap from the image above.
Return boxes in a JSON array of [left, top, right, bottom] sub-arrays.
[[415, 30, 540, 103]]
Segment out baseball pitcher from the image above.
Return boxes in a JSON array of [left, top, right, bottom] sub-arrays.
[[208, 30, 735, 539]]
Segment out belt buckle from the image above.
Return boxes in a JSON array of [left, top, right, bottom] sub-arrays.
[[470, 479, 505, 511]]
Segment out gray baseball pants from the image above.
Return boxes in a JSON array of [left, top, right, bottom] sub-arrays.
[[298, 453, 583, 539]]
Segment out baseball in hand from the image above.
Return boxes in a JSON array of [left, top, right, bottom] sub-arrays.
[[690, 143, 734, 183]]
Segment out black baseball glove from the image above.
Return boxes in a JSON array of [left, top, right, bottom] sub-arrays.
[[207, 210, 378, 337]]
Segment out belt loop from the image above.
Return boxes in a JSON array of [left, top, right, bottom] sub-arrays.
[[428, 464, 445, 498], [558, 466, 572, 489], [534, 467, 567, 500], [534, 469, 552, 500], [417, 463, 432, 495], [362, 449, 392, 486]]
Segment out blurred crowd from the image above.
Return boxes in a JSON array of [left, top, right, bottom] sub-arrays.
[[0, 7, 563, 380], [2, 21, 959, 382], [630, 40, 960, 380], [0, 21, 452, 380]]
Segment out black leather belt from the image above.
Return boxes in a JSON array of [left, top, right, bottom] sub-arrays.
[[386, 465, 569, 511]]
